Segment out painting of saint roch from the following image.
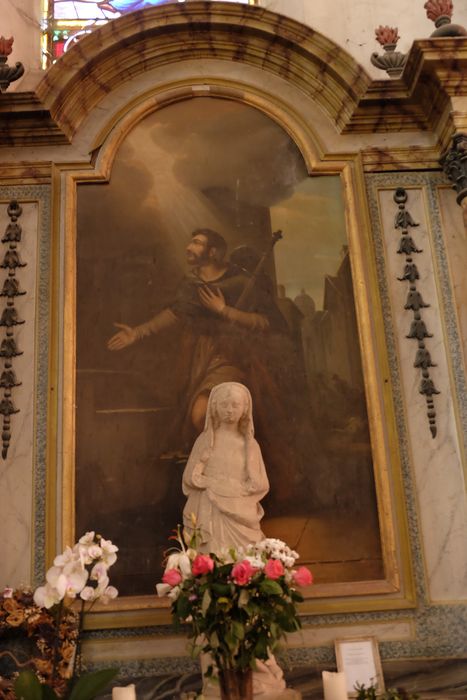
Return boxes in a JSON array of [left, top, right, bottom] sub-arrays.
[[75, 97, 383, 597]]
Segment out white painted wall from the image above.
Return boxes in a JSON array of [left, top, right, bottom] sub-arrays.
[[4, 0, 467, 90]]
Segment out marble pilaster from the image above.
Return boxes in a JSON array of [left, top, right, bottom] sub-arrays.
[[377, 185, 467, 602], [0, 200, 38, 588]]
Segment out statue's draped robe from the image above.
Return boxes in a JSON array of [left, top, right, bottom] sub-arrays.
[[181, 382, 286, 696], [182, 413, 269, 552]]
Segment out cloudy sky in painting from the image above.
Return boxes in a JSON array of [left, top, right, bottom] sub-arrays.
[[79, 98, 347, 308]]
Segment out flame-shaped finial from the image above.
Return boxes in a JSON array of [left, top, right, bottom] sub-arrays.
[[424, 0, 453, 23], [0, 37, 14, 57], [375, 26, 400, 47]]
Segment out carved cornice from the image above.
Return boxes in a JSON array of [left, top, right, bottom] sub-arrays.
[[0, 92, 70, 146], [0, 3, 466, 153], [346, 39, 467, 140], [35, 2, 371, 139]]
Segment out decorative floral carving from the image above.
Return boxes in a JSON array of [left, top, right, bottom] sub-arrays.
[[0, 200, 26, 459], [393, 188, 439, 438], [424, 0, 466, 35], [0, 36, 24, 92], [374, 26, 400, 47], [0, 37, 14, 57], [424, 0, 453, 23], [440, 133, 467, 205], [371, 26, 406, 78]]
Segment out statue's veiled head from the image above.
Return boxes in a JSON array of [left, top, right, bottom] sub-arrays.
[[206, 382, 254, 437]]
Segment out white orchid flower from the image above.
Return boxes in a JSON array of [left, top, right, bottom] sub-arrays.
[[100, 586, 118, 604], [34, 583, 63, 609], [95, 575, 110, 597], [166, 552, 192, 578], [53, 546, 75, 568], [90, 562, 108, 582], [52, 559, 88, 597], [76, 543, 94, 566], [64, 567, 89, 597], [87, 544, 103, 560], [79, 531, 95, 545], [46, 567, 68, 599], [100, 538, 118, 567], [2, 587, 13, 598], [80, 586, 96, 601]]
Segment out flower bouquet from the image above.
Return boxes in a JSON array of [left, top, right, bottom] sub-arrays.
[[4, 532, 119, 700], [157, 529, 313, 699]]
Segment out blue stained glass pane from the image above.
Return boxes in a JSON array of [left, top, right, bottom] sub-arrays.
[[102, 0, 171, 9], [52, 0, 250, 21]]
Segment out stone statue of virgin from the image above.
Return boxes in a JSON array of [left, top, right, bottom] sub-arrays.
[[182, 381, 269, 553]]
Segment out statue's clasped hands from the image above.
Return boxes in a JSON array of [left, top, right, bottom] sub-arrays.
[[198, 285, 226, 314]]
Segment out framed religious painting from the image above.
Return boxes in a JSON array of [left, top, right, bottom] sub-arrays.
[[60, 94, 412, 623]]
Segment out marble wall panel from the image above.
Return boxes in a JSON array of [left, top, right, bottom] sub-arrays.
[[82, 621, 413, 664], [0, 200, 38, 588], [436, 187, 467, 370], [0, 185, 50, 590], [376, 184, 467, 603]]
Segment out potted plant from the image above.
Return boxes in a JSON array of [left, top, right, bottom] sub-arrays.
[[157, 529, 313, 700], [1, 532, 119, 700]]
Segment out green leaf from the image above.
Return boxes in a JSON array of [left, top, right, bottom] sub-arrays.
[[259, 579, 283, 596], [209, 631, 220, 649], [176, 594, 191, 620], [68, 669, 118, 700], [202, 589, 212, 615], [254, 635, 269, 660], [224, 630, 238, 653], [211, 583, 232, 596], [232, 620, 245, 640], [238, 589, 250, 608], [42, 688, 59, 700], [14, 671, 43, 700]]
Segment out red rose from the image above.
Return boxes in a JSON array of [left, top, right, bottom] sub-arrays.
[[231, 560, 255, 585], [264, 559, 284, 579], [292, 566, 313, 587], [192, 554, 214, 576], [162, 568, 182, 586]]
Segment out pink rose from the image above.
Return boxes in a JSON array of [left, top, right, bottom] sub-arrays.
[[231, 560, 255, 585], [191, 554, 214, 576], [162, 568, 182, 586], [292, 566, 313, 587], [264, 559, 284, 580]]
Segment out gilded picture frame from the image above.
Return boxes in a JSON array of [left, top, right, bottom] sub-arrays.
[[55, 85, 414, 629]]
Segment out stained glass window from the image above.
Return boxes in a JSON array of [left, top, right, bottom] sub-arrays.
[[41, 0, 255, 67]]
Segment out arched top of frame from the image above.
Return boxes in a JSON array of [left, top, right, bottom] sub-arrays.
[[37, 1, 371, 141]]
